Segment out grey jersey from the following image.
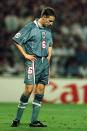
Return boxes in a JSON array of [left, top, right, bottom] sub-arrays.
[[12, 19, 53, 57]]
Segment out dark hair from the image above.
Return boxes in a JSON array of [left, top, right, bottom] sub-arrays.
[[41, 7, 56, 18]]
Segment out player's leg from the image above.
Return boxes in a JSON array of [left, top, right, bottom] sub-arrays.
[[11, 85, 34, 127], [29, 84, 47, 127], [11, 60, 35, 127], [29, 58, 49, 127], [15, 85, 33, 121], [31, 84, 45, 123]]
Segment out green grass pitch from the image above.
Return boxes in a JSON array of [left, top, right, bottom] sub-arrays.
[[0, 103, 87, 131]]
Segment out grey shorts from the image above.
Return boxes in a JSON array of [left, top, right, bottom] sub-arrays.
[[24, 57, 49, 85]]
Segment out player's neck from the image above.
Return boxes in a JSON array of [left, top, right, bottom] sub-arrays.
[[38, 18, 44, 27]]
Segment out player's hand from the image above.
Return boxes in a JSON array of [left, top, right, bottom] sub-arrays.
[[25, 54, 37, 61]]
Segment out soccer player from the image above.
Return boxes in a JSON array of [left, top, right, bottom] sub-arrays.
[[11, 7, 55, 127]]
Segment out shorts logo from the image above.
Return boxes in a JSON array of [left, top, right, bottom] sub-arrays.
[[15, 33, 21, 38]]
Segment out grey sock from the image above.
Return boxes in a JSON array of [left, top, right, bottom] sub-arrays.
[[31, 94, 44, 123], [15, 94, 30, 121]]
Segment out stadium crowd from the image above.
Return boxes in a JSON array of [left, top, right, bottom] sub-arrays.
[[0, 0, 87, 78]]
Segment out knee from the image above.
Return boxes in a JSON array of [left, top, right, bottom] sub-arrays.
[[24, 85, 34, 96], [35, 84, 45, 94]]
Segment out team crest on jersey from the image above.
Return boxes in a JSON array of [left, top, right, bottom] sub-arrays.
[[15, 33, 21, 38], [42, 32, 46, 39]]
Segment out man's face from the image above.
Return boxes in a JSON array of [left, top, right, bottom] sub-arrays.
[[43, 16, 55, 27]]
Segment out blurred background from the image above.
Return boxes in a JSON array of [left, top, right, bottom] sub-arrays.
[[1, 1, 87, 129], [0, 0, 87, 78]]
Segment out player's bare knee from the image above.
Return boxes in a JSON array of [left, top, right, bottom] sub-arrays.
[[25, 85, 34, 95], [35, 86, 45, 94]]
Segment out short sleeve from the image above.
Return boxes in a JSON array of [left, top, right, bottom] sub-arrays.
[[12, 22, 32, 45]]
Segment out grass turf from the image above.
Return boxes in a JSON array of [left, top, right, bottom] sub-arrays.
[[0, 103, 87, 131]]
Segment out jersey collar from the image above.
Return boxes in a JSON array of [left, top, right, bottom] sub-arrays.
[[34, 19, 44, 29]]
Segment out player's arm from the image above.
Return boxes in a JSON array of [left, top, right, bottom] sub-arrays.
[[47, 46, 52, 62], [15, 43, 36, 61], [13, 22, 36, 61], [47, 31, 53, 62]]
